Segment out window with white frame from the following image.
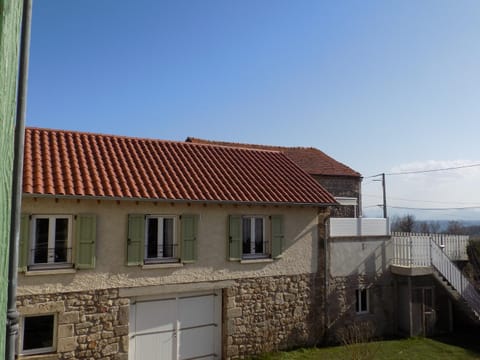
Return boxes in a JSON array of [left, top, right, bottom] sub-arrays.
[[21, 314, 56, 355], [145, 215, 177, 262], [242, 216, 265, 257], [30, 215, 73, 268], [355, 288, 369, 314]]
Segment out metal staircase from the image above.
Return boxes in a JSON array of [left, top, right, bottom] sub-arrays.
[[430, 239, 480, 322]]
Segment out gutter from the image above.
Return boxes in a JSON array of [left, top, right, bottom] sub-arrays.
[[6, 0, 32, 359]]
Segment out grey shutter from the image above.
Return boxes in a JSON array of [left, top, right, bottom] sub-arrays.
[[181, 214, 198, 262], [127, 214, 145, 266], [75, 214, 97, 269], [271, 215, 284, 259], [18, 214, 30, 272], [228, 215, 242, 260]]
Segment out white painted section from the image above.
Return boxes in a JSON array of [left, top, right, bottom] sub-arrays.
[[334, 197, 358, 206], [329, 237, 392, 277], [328, 217, 390, 237], [129, 291, 221, 360]]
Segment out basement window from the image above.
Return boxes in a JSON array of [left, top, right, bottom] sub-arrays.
[[21, 314, 56, 355], [355, 288, 369, 314]]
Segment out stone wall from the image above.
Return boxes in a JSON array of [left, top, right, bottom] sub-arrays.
[[224, 274, 320, 359], [326, 274, 394, 341], [312, 175, 361, 218], [17, 289, 129, 360]]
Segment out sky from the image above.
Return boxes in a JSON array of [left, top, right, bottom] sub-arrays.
[[26, 0, 480, 221]]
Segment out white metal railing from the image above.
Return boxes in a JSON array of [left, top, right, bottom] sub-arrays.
[[392, 234, 480, 318], [430, 240, 480, 317], [393, 232, 469, 261]]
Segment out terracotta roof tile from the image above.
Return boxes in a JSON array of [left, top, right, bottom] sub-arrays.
[[186, 137, 361, 178], [23, 128, 337, 205]]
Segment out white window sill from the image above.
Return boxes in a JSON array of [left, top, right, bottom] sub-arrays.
[[240, 258, 274, 264], [18, 352, 57, 360], [142, 262, 184, 269], [24, 268, 76, 276]]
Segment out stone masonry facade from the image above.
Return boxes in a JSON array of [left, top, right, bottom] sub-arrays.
[[326, 274, 395, 341], [17, 289, 129, 360], [224, 274, 319, 359]]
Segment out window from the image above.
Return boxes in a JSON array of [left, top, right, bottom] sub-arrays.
[[355, 288, 369, 314], [127, 214, 198, 266], [21, 314, 56, 355], [30, 215, 73, 268], [242, 216, 265, 257], [145, 215, 177, 262], [19, 214, 97, 272], [228, 215, 284, 261]]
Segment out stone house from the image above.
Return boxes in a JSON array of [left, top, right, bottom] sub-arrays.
[[16, 127, 346, 360]]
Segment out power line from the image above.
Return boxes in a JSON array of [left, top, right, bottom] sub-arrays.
[[366, 163, 480, 178], [388, 205, 480, 211], [362, 193, 480, 205]]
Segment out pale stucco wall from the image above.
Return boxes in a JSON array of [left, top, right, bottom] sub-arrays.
[[329, 237, 392, 277], [18, 197, 320, 295]]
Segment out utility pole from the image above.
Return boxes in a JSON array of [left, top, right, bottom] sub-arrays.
[[382, 173, 387, 218]]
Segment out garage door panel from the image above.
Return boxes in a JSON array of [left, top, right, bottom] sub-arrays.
[[136, 299, 176, 333], [178, 294, 215, 328], [134, 332, 175, 360], [178, 325, 216, 360]]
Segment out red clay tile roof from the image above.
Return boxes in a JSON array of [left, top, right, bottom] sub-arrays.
[[23, 128, 337, 205], [186, 138, 361, 178]]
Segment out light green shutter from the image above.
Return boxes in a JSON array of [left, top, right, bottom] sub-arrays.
[[127, 214, 145, 266], [228, 215, 242, 260], [18, 214, 30, 272], [181, 214, 198, 263], [271, 215, 284, 259], [75, 214, 96, 269]]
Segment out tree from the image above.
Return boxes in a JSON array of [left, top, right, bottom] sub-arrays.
[[391, 214, 417, 233]]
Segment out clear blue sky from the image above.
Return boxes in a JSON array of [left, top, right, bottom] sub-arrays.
[[27, 1, 480, 219]]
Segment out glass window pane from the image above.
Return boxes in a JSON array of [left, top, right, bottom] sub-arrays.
[[254, 218, 264, 254], [55, 218, 69, 262], [34, 219, 49, 264], [23, 315, 54, 351], [163, 218, 174, 257], [361, 289, 368, 312], [355, 289, 360, 313], [147, 218, 158, 259], [242, 218, 251, 254]]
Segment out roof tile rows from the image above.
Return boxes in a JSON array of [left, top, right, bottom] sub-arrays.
[[186, 137, 360, 177], [23, 128, 337, 205]]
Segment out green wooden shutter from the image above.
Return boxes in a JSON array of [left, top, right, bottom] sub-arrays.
[[127, 214, 145, 266], [228, 215, 242, 260], [75, 214, 97, 269], [271, 215, 284, 259], [18, 214, 30, 272], [181, 214, 198, 263]]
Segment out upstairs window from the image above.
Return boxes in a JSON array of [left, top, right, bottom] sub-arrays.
[[19, 214, 97, 272], [145, 216, 177, 262], [242, 216, 265, 257], [228, 215, 284, 261], [127, 214, 198, 266], [30, 215, 73, 268]]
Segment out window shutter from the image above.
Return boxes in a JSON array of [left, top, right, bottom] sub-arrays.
[[75, 214, 97, 269], [181, 214, 198, 263], [18, 214, 30, 272], [271, 215, 284, 259], [228, 215, 242, 260], [127, 214, 145, 266]]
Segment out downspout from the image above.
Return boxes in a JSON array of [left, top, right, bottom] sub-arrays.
[[6, 0, 32, 359], [323, 214, 330, 341]]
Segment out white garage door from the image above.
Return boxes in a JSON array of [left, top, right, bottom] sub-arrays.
[[129, 292, 221, 360]]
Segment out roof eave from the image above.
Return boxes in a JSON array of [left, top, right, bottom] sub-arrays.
[[22, 193, 337, 207]]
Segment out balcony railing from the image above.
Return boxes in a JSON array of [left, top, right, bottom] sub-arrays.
[[29, 246, 73, 269]]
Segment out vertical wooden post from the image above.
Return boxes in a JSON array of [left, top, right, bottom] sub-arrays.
[[0, 0, 23, 356]]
